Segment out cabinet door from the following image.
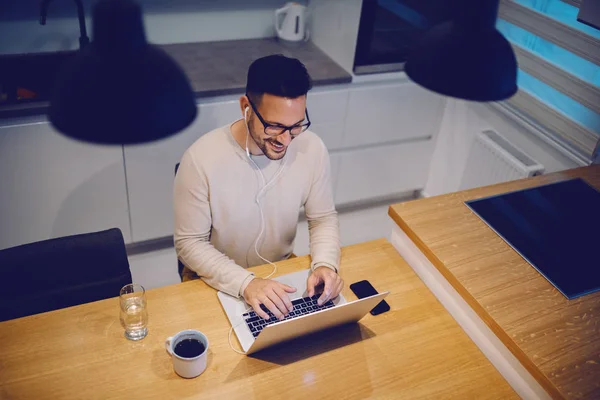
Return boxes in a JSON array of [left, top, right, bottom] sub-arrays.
[[343, 81, 446, 147], [307, 88, 348, 151], [124, 99, 240, 242], [334, 140, 435, 205], [0, 120, 131, 250]]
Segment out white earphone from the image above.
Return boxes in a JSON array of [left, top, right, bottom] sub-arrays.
[[244, 106, 251, 158]]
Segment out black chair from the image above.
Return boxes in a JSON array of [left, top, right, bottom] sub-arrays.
[[0, 228, 132, 322], [174, 162, 185, 281]]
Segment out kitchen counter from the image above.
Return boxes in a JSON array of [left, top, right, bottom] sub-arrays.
[[0, 38, 352, 119], [388, 166, 600, 399], [162, 38, 352, 98]]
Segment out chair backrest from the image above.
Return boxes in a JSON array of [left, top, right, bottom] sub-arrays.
[[0, 228, 132, 321]]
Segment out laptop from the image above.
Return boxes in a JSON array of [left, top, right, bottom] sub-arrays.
[[218, 269, 389, 355]]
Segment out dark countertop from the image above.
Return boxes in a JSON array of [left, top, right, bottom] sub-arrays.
[[0, 38, 352, 120], [163, 38, 352, 97]]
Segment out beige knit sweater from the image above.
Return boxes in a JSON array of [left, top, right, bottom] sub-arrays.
[[173, 123, 341, 297]]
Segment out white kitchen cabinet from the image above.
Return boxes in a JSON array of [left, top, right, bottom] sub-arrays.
[[307, 88, 348, 150], [343, 81, 446, 147], [124, 99, 240, 242], [125, 90, 349, 243], [123, 79, 446, 243], [0, 120, 131, 250], [334, 140, 435, 205]]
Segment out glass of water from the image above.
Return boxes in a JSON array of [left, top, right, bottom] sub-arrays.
[[119, 284, 148, 341]]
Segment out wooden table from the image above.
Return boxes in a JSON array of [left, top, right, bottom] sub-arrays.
[[0, 240, 516, 399], [389, 166, 600, 400]]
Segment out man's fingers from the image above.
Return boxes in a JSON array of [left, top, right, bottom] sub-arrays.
[[252, 300, 270, 320], [317, 290, 330, 306], [263, 295, 285, 320], [267, 290, 290, 319], [281, 283, 297, 293], [306, 274, 319, 297], [274, 286, 294, 312], [317, 275, 336, 305]]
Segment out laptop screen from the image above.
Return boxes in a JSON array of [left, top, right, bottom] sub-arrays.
[[466, 178, 600, 299]]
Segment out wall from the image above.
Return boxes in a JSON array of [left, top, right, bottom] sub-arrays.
[[0, 0, 294, 54], [309, 0, 362, 74], [423, 99, 585, 197]]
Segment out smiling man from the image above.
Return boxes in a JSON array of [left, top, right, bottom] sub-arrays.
[[174, 54, 342, 321]]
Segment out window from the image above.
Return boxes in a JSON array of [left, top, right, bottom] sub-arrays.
[[497, 0, 599, 161]]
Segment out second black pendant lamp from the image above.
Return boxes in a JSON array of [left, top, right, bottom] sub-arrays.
[[405, 0, 518, 102]]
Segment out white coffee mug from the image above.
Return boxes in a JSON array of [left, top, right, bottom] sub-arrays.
[[165, 330, 209, 379]]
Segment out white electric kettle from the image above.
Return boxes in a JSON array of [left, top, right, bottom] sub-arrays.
[[275, 2, 309, 43]]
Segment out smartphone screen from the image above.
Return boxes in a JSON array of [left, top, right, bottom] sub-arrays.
[[349, 280, 390, 315]]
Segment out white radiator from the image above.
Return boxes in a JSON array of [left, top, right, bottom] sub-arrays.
[[460, 130, 545, 190]]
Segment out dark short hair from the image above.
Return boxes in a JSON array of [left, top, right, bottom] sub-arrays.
[[246, 54, 312, 104]]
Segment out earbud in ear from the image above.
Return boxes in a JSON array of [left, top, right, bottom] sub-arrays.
[[244, 107, 249, 121]]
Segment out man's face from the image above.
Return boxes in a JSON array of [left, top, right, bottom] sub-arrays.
[[247, 93, 307, 161]]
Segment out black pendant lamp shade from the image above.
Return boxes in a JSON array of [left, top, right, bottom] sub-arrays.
[[405, 0, 518, 102], [49, 0, 197, 144]]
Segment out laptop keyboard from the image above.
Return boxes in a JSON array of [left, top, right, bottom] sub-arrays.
[[242, 294, 335, 338]]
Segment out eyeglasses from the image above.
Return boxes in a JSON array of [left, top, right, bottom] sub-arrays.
[[247, 96, 311, 137]]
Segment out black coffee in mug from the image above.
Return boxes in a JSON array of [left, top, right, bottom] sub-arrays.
[[174, 338, 205, 358]]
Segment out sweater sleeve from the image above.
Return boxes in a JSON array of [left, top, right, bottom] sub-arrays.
[[174, 151, 254, 297], [304, 140, 341, 272]]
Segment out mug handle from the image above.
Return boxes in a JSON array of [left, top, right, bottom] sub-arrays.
[[165, 336, 174, 355]]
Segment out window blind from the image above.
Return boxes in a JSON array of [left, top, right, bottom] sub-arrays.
[[496, 0, 599, 161]]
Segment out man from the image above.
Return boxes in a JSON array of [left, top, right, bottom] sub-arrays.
[[174, 54, 343, 321]]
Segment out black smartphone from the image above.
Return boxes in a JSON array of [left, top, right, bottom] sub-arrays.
[[349, 280, 390, 315]]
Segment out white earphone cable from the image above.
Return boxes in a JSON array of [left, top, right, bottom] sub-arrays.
[[228, 306, 253, 355], [243, 111, 287, 280], [228, 110, 288, 355]]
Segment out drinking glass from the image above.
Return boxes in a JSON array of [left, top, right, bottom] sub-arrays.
[[119, 284, 148, 340]]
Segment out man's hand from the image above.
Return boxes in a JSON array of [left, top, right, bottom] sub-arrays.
[[243, 278, 297, 320], [307, 267, 343, 306]]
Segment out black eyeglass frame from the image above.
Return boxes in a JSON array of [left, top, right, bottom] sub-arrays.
[[246, 96, 311, 137]]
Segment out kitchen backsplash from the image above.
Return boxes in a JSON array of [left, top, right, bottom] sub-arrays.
[[0, 0, 305, 54]]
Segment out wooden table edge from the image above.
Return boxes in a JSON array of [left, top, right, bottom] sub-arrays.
[[388, 203, 563, 399]]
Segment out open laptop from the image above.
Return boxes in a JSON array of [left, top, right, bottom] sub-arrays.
[[218, 269, 389, 355]]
